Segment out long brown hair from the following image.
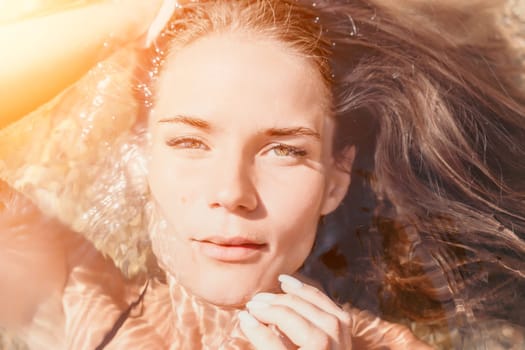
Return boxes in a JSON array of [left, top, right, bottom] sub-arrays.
[[139, 0, 525, 334], [311, 0, 525, 330]]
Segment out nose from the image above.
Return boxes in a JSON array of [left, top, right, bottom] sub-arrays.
[[208, 156, 258, 213]]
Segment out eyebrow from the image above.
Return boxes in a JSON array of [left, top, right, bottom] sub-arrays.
[[157, 115, 321, 140], [266, 127, 321, 140], [157, 115, 211, 130]]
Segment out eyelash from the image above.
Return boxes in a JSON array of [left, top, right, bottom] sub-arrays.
[[165, 138, 308, 158], [165, 137, 208, 150], [270, 143, 308, 158]]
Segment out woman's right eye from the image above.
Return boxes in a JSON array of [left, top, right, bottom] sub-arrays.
[[165, 137, 209, 150]]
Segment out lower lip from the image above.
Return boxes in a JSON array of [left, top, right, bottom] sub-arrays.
[[193, 241, 265, 262]]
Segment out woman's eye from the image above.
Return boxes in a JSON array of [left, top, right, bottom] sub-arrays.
[[270, 144, 308, 158], [165, 137, 209, 150]]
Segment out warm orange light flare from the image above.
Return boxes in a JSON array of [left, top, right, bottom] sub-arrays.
[[0, 0, 162, 129]]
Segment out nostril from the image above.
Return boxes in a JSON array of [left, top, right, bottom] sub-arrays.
[[209, 202, 221, 209], [208, 176, 259, 212]]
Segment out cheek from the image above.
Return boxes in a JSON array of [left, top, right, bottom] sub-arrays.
[[257, 166, 326, 256], [147, 147, 196, 218], [147, 153, 196, 276], [260, 165, 326, 225]]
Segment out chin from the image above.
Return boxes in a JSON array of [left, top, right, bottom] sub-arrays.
[[200, 292, 251, 308], [191, 280, 261, 308], [186, 271, 280, 308]]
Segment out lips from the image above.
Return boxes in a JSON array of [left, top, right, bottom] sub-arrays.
[[192, 236, 266, 262]]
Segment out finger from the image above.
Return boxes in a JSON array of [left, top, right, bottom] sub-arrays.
[[279, 274, 349, 321], [252, 292, 345, 343], [238, 311, 288, 350], [246, 301, 331, 350]]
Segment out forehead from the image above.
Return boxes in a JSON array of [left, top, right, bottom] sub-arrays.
[[152, 32, 330, 130]]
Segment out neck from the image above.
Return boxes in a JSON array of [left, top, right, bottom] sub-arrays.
[[164, 274, 251, 348]]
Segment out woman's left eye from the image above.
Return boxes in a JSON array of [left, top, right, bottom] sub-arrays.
[[270, 144, 308, 158]]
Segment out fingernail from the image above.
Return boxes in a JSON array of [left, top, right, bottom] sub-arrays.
[[251, 293, 277, 302], [246, 300, 270, 309], [278, 274, 303, 289], [239, 310, 259, 328]]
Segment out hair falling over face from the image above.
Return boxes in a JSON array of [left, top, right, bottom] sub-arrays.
[[135, 0, 525, 345]]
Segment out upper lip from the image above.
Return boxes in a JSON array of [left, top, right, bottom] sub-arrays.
[[194, 236, 265, 246]]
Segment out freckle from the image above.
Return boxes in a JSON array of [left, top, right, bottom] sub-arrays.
[[180, 197, 187, 204]]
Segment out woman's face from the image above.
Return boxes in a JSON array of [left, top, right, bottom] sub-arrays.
[[147, 32, 351, 306]]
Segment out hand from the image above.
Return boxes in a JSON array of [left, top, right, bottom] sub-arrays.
[[239, 274, 352, 349]]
